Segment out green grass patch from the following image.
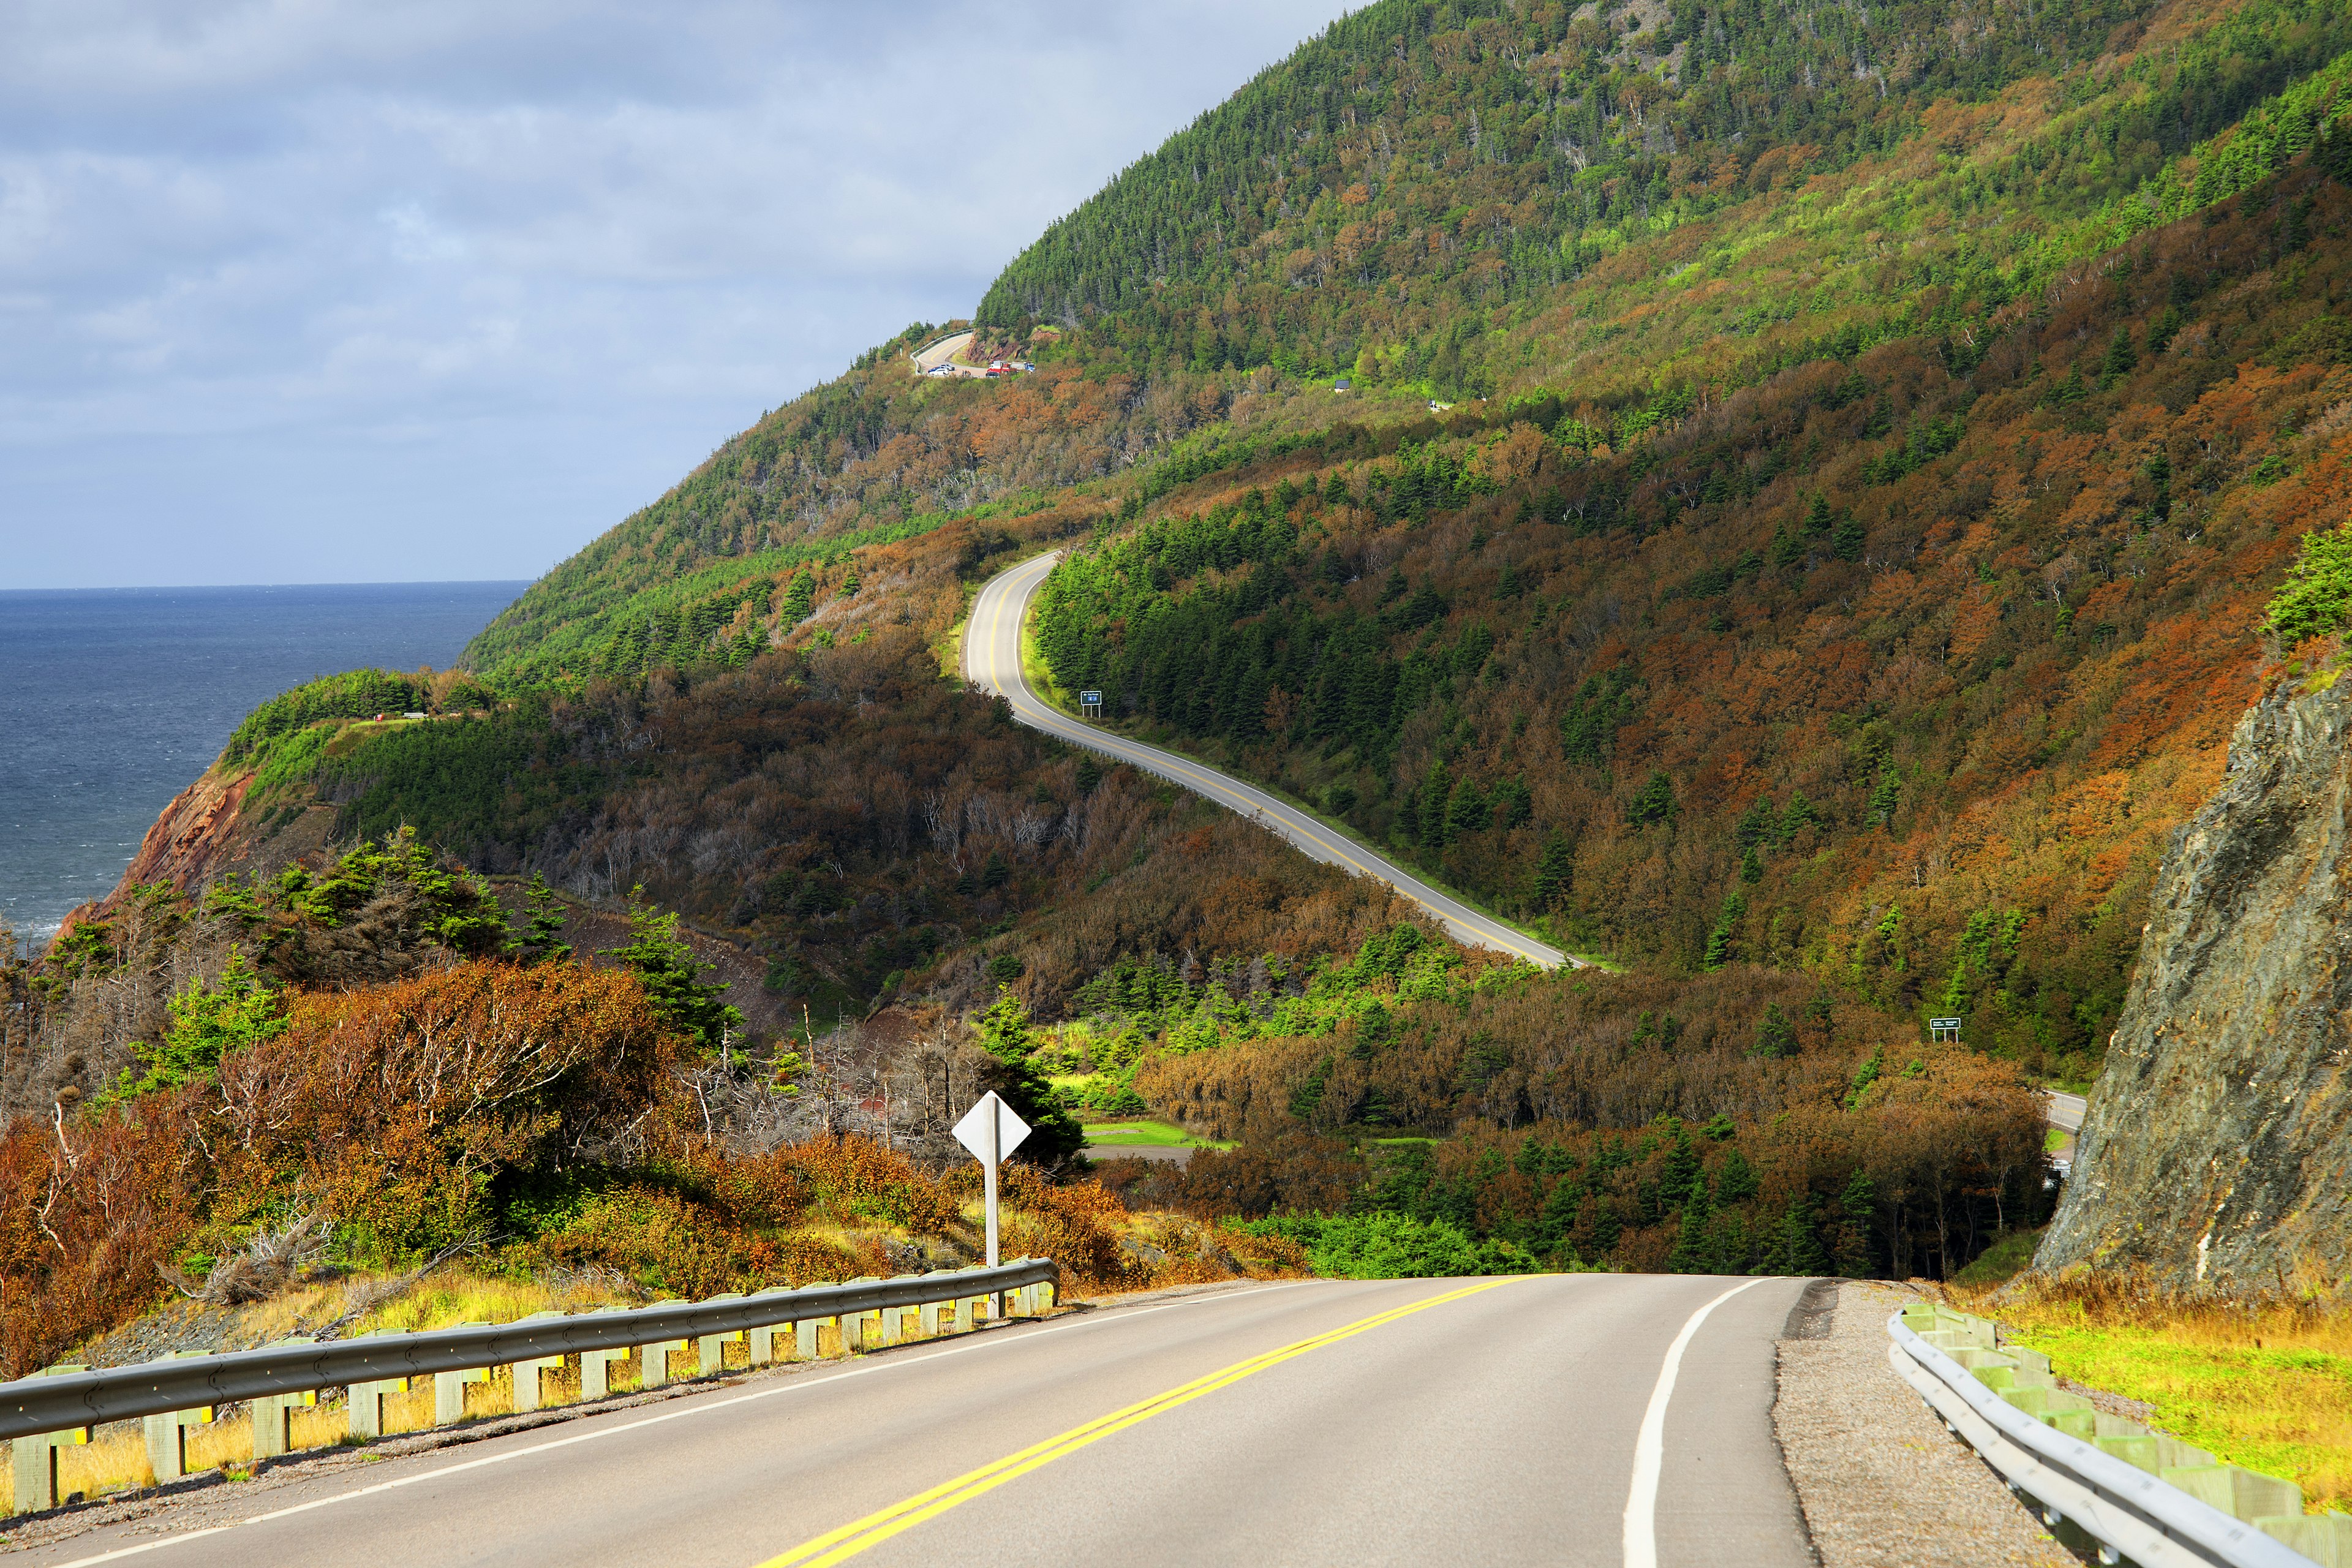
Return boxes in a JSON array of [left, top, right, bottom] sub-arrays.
[[2003, 1324, 2352, 1509], [1975, 1280, 2352, 1511], [2044, 1127, 2071, 1153], [1951, 1227, 2041, 1288], [1079, 1119, 1231, 1150]]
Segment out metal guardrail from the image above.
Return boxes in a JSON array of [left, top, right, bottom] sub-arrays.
[[4, 1258, 1058, 1513], [1887, 1307, 2334, 1568]]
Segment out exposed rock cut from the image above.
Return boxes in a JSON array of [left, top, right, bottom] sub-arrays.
[[2038, 672, 2352, 1292]]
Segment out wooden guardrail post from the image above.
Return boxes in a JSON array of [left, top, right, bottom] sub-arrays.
[[9, 1366, 91, 1512], [251, 1337, 320, 1460], [141, 1353, 216, 1482], [346, 1376, 410, 1439], [143, 1403, 215, 1482], [508, 1313, 568, 1414], [692, 1295, 745, 1376], [636, 1338, 686, 1390], [251, 1390, 317, 1460], [579, 1346, 630, 1400], [431, 1326, 491, 1423]]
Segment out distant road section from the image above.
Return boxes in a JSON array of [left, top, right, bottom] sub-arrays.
[[910, 330, 973, 371], [2045, 1090, 2087, 1172], [965, 552, 1569, 970], [910, 330, 1017, 380]]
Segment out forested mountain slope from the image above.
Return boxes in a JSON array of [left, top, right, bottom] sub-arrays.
[[464, 0, 2352, 686], [21, 0, 2352, 1309]]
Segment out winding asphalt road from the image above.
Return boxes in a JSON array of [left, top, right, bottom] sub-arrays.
[[17, 1275, 1817, 1568], [967, 554, 2088, 1145], [965, 552, 1568, 970]]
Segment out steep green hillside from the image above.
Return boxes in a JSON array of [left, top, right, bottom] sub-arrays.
[[466, 0, 2352, 688], [36, 0, 2352, 1301], [981, 0, 2343, 377]]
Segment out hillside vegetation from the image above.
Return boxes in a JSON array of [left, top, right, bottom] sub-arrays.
[[18, 0, 2352, 1345]]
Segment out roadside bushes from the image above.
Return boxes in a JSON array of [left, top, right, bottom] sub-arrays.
[[1094, 1136, 1360, 1218], [701, 1134, 962, 1234], [209, 960, 682, 1259], [997, 1161, 1152, 1294], [0, 959, 682, 1376], [4, 946, 1275, 1374], [1239, 1212, 1542, 1278], [0, 1107, 198, 1380]]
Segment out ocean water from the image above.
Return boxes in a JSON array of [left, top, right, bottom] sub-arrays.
[[0, 581, 527, 948]]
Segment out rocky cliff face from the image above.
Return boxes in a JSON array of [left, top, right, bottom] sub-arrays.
[[2038, 671, 2352, 1294], [51, 766, 333, 943]]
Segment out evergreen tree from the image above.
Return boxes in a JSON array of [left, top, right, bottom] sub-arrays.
[[1836, 1169, 1880, 1277], [1776, 1192, 1830, 1275], [519, 873, 573, 966], [608, 889, 743, 1053], [1778, 791, 1819, 842], [1717, 1147, 1760, 1203], [1831, 509, 1867, 562], [973, 986, 1087, 1164], [1532, 832, 1575, 908], [1666, 1175, 1716, 1273], [781, 571, 816, 624], [1659, 1122, 1705, 1208], [2100, 325, 2139, 385], [1868, 768, 1902, 828], [1627, 771, 1679, 826], [106, 947, 287, 1101], [1703, 891, 1747, 970]]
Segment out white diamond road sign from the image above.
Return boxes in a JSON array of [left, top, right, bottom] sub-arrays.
[[954, 1091, 1031, 1163], [954, 1091, 1030, 1284]]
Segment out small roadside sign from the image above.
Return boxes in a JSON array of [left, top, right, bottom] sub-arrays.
[[954, 1090, 1030, 1164], [1080, 690, 1102, 718], [1929, 1016, 1963, 1042], [954, 1092, 1031, 1302]]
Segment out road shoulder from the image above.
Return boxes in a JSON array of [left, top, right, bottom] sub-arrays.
[[1775, 1280, 2074, 1568]]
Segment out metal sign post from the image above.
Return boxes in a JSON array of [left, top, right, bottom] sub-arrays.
[[952, 1091, 1031, 1319]]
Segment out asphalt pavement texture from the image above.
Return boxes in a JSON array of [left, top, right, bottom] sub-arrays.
[[12, 1275, 1815, 1568]]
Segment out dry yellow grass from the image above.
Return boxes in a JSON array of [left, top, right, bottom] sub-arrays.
[[350, 1269, 639, 1336], [1959, 1274, 2352, 1512]]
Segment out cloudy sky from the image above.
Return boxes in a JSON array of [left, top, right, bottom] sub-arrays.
[[2, 1, 1358, 589]]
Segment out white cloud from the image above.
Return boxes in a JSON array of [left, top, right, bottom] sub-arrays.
[[0, 0, 1358, 587]]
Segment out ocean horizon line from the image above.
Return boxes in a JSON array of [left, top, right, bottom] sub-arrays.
[[1, 578, 534, 597]]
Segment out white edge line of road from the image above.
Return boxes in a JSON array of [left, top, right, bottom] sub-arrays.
[[970, 552, 1567, 970], [1621, 1276, 1773, 1568], [40, 1282, 1317, 1568]]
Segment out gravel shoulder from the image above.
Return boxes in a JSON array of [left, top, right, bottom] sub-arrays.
[[1777, 1280, 2078, 1568]]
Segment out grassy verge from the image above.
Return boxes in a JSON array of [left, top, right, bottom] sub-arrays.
[[1958, 1274, 2352, 1510], [1017, 613, 1075, 712], [1080, 1118, 1233, 1150], [1950, 1228, 2041, 1287]]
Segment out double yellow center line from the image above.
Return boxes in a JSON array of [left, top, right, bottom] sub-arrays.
[[756, 1278, 1516, 1567]]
